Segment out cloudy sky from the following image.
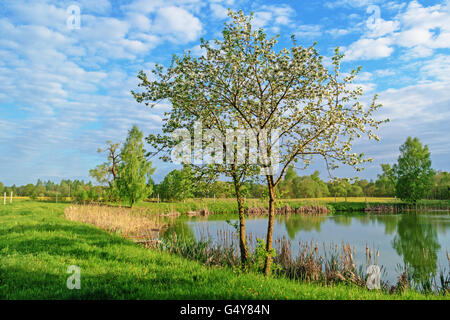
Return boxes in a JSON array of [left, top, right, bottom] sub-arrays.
[[0, 0, 449, 185]]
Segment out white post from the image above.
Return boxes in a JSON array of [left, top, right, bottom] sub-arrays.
[[3, 192, 5, 205], [10, 191, 12, 203]]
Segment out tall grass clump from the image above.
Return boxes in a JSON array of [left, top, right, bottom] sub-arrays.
[[272, 237, 381, 287], [159, 233, 240, 267]]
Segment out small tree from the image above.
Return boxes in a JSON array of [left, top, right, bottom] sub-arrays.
[[116, 125, 155, 207], [392, 137, 435, 204], [90, 141, 121, 187]]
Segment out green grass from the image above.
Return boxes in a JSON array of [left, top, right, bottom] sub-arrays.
[[0, 200, 447, 300]]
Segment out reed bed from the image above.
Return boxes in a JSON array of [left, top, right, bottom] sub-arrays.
[[65, 205, 167, 238], [160, 233, 240, 267], [272, 237, 381, 287]]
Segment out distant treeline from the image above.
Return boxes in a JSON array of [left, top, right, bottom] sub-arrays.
[[0, 179, 103, 202], [2, 168, 448, 202], [153, 165, 450, 201]]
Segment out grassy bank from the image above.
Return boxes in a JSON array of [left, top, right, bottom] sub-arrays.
[[0, 200, 446, 300]]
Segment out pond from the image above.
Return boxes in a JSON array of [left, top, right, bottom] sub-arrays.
[[166, 212, 450, 286]]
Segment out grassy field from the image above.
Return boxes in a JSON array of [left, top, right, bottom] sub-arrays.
[[1, 200, 448, 299]]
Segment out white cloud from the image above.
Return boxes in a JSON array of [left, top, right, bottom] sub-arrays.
[[327, 28, 352, 37], [210, 3, 229, 20], [357, 71, 373, 81], [344, 1, 450, 61], [126, 13, 152, 31], [252, 4, 294, 31], [189, 44, 207, 57], [295, 25, 322, 38], [420, 55, 450, 82], [77, 0, 112, 14], [374, 69, 395, 77], [400, 45, 433, 59], [152, 6, 203, 43], [252, 11, 272, 29], [366, 18, 399, 38], [378, 81, 450, 122], [325, 0, 383, 9], [395, 27, 433, 48], [344, 37, 394, 60]]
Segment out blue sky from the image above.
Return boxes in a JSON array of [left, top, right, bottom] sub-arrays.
[[0, 0, 449, 186]]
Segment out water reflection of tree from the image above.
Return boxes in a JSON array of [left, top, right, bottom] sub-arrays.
[[283, 216, 327, 239], [392, 214, 440, 286], [162, 219, 195, 241], [354, 215, 399, 235], [381, 215, 399, 235], [333, 215, 352, 226]]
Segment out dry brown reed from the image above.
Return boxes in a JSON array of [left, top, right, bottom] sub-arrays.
[[65, 205, 166, 238], [272, 237, 368, 286]]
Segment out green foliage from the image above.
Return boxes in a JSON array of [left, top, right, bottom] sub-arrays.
[[75, 189, 89, 204], [328, 202, 367, 212], [158, 165, 194, 201], [374, 164, 396, 197], [278, 167, 330, 198], [116, 125, 155, 207], [328, 179, 351, 197], [250, 238, 280, 274], [89, 163, 110, 186], [392, 137, 435, 204], [431, 171, 450, 200]]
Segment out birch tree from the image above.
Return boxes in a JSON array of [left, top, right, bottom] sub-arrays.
[[116, 125, 155, 208]]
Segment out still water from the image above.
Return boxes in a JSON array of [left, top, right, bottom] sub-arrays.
[[171, 213, 450, 285]]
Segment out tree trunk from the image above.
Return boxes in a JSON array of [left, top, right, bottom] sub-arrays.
[[233, 178, 249, 267], [264, 175, 275, 276]]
